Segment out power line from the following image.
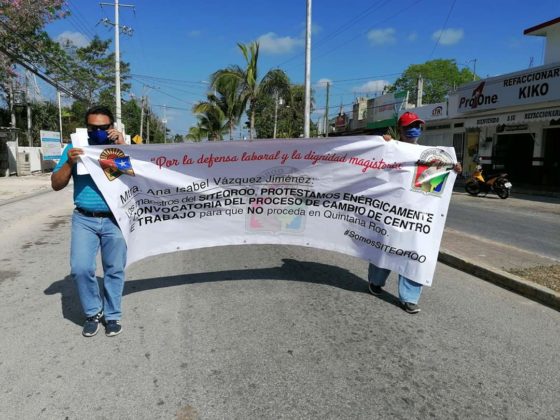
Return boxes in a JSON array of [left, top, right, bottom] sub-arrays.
[[130, 73, 208, 87], [151, 103, 190, 111], [130, 76, 196, 105], [428, 0, 458, 59], [0, 19, 80, 84], [64, 0, 97, 40], [325, 72, 402, 84], [302, 0, 427, 67], [275, 0, 391, 68], [131, 76, 206, 96], [0, 44, 83, 100]]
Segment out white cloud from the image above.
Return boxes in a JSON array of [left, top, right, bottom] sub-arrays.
[[188, 30, 201, 38], [312, 23, 322, 35], [352, 80, 390, 95], [367, 28, 396, 46], [299, 22, 322, 37], [257, 32, 304, 54], [315, 78, 332, 88], [407, 32, 418, 42], [56, 31, 89, 48], [432, 28, 464, 45]]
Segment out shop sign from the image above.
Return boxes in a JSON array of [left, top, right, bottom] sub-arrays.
[[411, 102, 447, 122], [370, 91, 408, 122], [464, 106, 560, 127], [449, 63, 560, 116]]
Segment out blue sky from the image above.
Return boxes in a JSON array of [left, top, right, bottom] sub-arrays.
[[44, 0, 560, 136]]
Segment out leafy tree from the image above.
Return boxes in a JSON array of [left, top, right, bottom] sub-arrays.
[[251, 93, 275, 138], [29, 101, 59, 145], [386, 59, 476, 104], [250, 84, 312, 139], [142, 108, 166, 144], [0, 0, 66, 85], [171, 134, 184, 143], [61, 36, 130, 106], [121, 98, 142, 138]]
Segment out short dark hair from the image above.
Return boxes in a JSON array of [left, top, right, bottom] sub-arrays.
[[85, 105, 115, 125]]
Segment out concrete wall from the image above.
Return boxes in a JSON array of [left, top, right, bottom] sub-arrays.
[[7, 144, 59, 175]]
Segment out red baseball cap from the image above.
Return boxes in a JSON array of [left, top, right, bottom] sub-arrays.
[[398, 111, 425, 127]]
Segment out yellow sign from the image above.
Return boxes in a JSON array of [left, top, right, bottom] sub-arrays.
[[132, 134, 143, 144]]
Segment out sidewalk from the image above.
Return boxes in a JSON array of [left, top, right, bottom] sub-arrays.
[[440, 229, 560, 310], [1, 172, 559, 310], [0, 172, 53, 205]]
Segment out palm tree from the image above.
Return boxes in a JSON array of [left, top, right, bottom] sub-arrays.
[[211, 42, 290, 140], [211, 76, 245, 140], [185, 122, 206, 142], [192, 96, 228, 141]]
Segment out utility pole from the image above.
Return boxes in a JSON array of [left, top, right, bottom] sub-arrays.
[[146, 104, 150, 144], [113, 0, 122, 128], [162, 105, 167, 143], [25, 71, 32, 146], [100, 1, 134, 130], [324, 81, 330, 137], [472, 58, 477, 81], [140, 95, 145, 140], [57, 91, 63, 142], [273, 92, 284, 139], [273, 92, 279, 139], [303, 0, 312, 138], [415, 75, 423, 107], [9, 79, 16, 128]]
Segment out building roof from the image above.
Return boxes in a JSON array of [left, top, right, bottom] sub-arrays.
[[524, 17, 560, 36]]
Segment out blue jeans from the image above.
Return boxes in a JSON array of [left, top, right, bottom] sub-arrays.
[[368, 263, 422, 304], [70, 210, 127, 320]]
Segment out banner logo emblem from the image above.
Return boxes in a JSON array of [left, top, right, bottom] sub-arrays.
[[99, 147, 135, 181], [412, 149, 453, 196]]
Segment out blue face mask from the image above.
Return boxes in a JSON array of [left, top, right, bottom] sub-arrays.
[[88, 129, 111, 145], [404, 127, 422, 143]]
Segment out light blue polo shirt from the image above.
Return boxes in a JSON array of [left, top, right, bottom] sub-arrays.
[[54, 144, 110, 212]]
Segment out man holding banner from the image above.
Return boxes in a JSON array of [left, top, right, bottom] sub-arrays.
[[75, 123, 459, 320], [51, 105, 127, 337], [368, 112, 462, 314]]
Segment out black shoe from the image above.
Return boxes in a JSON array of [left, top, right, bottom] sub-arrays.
[[105, 320, 123, 337], [368, 284, 383, 296], [82, 311, 104, 337], [400, 302, 421, 314]]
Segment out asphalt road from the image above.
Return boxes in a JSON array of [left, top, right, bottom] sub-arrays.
[[1, 190, 559, 419], [447, 192, 560, 260]]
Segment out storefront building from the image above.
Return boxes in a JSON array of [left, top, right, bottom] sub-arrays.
[[445, 17, 560, 188]]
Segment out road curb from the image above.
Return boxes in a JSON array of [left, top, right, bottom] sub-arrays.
[[439, 250, 560, 312]]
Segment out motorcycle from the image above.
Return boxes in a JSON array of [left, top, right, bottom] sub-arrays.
[[465, 164, 512, 199]]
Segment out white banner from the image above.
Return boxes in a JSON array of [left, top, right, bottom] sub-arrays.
[[80, 136, 457, 286]]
